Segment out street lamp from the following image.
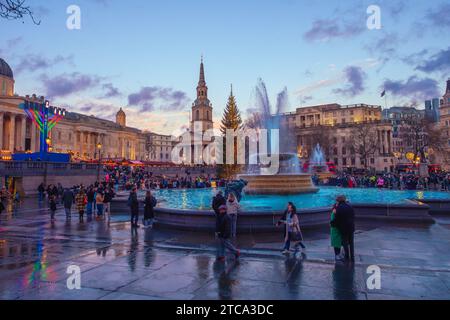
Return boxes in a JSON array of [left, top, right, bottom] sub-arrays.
[[97, 142, 102, 181]]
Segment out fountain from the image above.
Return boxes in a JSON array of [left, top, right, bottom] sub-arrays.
[[308, 144, 334, 179], [237, 79, 319, 195]]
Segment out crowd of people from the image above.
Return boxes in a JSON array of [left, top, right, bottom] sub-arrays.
[[320, 172, 450, 191]]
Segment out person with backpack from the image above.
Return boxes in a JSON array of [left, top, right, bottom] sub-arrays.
[[212, 190, 226, 215], [128, 187, 139, 228], [216, 205, 240, 262], [277, 202, 306, 254], [143, 190, 157, 228], [75, 188, 87, 223]]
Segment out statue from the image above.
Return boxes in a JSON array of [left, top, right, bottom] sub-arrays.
[[224, 179, 248, 202]]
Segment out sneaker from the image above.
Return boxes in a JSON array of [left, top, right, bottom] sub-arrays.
[[335, 255, 344, 262]]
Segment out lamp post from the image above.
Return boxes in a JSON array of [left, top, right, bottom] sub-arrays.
[[97, 142, 102, 182]]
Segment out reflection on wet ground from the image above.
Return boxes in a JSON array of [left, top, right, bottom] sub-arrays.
[[0, 198, 449, 300]]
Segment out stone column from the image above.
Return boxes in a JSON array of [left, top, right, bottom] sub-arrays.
[[9, 114, 16, 152], [20, 115, 26, 151], [0, 113, 3, 150]]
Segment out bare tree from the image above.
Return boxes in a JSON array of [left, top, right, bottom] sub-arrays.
[[347, 123, 379, 170], [0, 0, 40, 24]]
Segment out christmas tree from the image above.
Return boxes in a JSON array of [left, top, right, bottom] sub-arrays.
[[218, 85, 243, 179]]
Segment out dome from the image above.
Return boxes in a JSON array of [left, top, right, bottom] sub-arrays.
[[0, 58, 13, 79]]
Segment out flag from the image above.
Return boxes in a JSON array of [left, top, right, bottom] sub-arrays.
[[381, 90, 386, 97]]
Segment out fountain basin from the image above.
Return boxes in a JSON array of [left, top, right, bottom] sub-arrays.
[[238, 173, 319, 195]]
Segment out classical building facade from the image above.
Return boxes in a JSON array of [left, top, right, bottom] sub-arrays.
[[0, 57, 164, 162], [280, 103, 395, 172], [144, 131, 174, 162]]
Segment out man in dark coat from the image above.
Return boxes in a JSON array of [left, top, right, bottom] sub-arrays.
[[62, 188, 74, 220], [212, 191, 226, 215], [129, 187, 139, 228], [216, 205, 240, 261], [333, 195, 355, 262]]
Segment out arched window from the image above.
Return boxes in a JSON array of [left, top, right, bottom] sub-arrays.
[[195, 110, 200, 121], [206, 110, 209, 120]]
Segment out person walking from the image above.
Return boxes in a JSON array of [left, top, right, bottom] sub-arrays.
[[277, 202, 306, 254], [330, 203, 343, 261], [95, 191, 105, 220], [226, 193, 240, 238], [75, 188, 87, 223], [216, 205, 240, 261], [143, 190, 157, 228], [212, 190, 226, 215], [103, 186, 115, 222], [62, 188, 74, 220], [49, 194, 57, 221], [332, 195, 355, 262], [37, 183, 45, 202], [86, 187, 95, 218], [129, 187, 139, 228]]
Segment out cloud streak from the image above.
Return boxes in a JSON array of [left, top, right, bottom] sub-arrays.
[[41, 72, 101, 98], [128, 86, 190, 112]]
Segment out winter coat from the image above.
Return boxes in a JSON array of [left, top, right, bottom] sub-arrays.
[[212, 194, 226, 215], [62, 190, 74, 209], [144, 195, 157, 219], [226, 200, 240, 215], [216, 213, 232, 239], [332, 202, 355, 236], [129, 192, 139, 215], [330, 210, 342, 248], [75, 192, 87, 212]]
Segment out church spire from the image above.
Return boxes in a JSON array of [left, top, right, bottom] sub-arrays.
[[199, 56, 206, 86]]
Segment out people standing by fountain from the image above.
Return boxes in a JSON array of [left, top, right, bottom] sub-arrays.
[[331, 195, 355, 263], [216, 205, 240, 261], [212, 191, 226, 215], [128, 187, 140, 228], [226, 193, 240, 238], [330, 203, 343, 261], [143, 190, 157, 228], [277, 202, 306, 254]]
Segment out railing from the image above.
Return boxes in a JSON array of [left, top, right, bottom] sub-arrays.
[[0, 161, 99, 176]]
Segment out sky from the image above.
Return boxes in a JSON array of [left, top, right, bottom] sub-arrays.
[[1, 0, 449, 135]]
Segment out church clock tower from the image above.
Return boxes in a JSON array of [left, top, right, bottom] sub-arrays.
[[191, 57, 213, 132]]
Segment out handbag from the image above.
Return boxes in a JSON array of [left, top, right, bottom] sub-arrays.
[[289, 224, 304, 242]]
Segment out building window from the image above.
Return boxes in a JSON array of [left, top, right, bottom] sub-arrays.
[[334, 158, 339, 165], [342, 147, 346, 155], [342, 158, 347, 166], [196, 110, 200, 121], [351, 158, 356, 165]]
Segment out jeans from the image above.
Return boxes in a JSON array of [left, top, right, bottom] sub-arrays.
[[143, 218, 154, 227], [334, 247, 341, 255], [96, 204, 104, 216], [86, 202, 93, 215], [217, 238, 238, 257], [131, 213, 139, 226], [65, 207, 71, 218], [230, 214, 237, 238], [342, 232, 355, 261], [38, 191, 44, 202], [283, 234, 306, 251]]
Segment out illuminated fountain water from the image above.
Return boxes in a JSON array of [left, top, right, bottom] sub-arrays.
[[238, 79, 318, 195]]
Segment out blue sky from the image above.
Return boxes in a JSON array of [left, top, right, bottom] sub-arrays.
[[1, 0, 449, 134]]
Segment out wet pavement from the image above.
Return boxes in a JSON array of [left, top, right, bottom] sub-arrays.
[[0, 198, 449, 300]]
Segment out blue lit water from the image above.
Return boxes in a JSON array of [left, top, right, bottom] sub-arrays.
[[150, 187, 450, 212]]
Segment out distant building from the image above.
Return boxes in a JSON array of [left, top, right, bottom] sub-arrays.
[[439, 79, 450, 169], [280, 103, 395, 172], [144, 132, 174, 163], [425, 98, 440, 123]]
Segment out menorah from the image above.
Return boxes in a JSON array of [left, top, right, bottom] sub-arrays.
[[18, 100, 67, 161]]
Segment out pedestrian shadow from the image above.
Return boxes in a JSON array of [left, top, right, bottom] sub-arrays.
[[212, 259, 240, 300], [332, 263, 358, 300]]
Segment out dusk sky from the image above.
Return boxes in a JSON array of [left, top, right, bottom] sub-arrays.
[[1, 0, 449, 134]]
